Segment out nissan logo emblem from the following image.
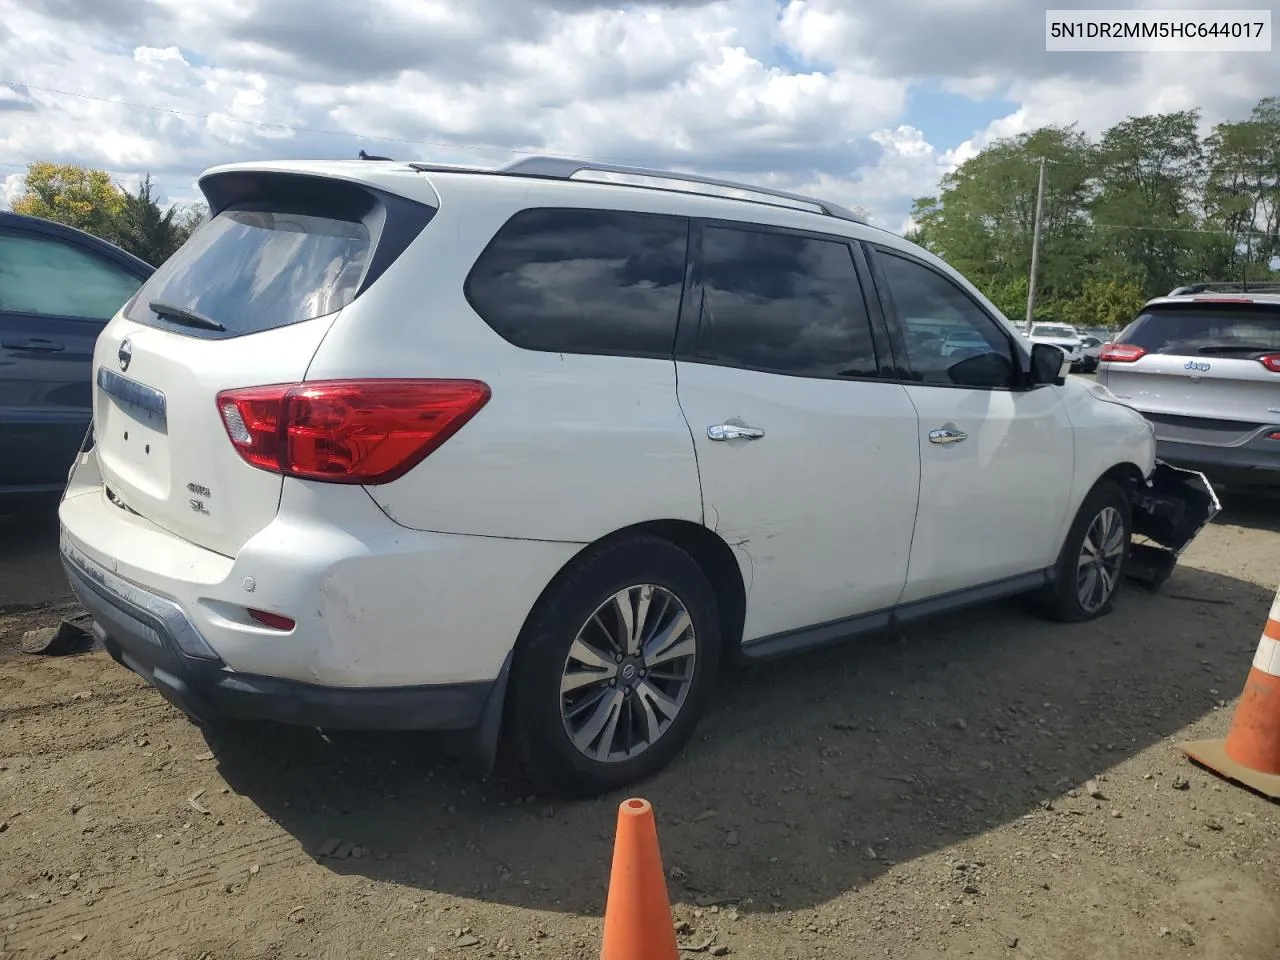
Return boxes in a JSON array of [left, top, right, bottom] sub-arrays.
[[117, 338, 132, 371]]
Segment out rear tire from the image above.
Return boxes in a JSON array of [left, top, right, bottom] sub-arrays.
[[1036, 480, 1131, 623], [507, 536, 721, 799]]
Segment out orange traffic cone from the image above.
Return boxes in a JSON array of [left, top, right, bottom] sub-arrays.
[[1181, 583, 1280, 799], [600, 798, 679, 960]]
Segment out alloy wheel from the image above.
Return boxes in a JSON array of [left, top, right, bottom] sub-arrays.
[[559, 584, 697, 763], [1077, 505, 1125, 613]]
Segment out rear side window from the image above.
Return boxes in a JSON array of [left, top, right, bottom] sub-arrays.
[[0, 229, 143, 319], [695, 226, 878, 378], [124, 204, 371, 336], [465, 208, 689, 358], [1117, 306, 1280, 356]]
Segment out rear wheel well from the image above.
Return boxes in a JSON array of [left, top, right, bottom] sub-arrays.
[[520, 519, 747, 656]]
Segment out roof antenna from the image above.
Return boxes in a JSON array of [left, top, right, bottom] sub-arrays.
[[358, 150, 393, 161]]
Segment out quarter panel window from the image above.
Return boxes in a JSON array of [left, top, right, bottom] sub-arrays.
[[696, 226, 878, 378], [465, 208, 689, 357], [0, 229, 143, 320], [877, 251, 1015, 388]]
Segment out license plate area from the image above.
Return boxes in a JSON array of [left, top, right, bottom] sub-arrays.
[[96, 367, 171, 497]]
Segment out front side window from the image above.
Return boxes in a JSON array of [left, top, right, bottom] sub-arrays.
[[696, 226, 878, 378], [0, 229, 143, 320], [877, 251, 1015, 388], [466, 208, 689, 357]]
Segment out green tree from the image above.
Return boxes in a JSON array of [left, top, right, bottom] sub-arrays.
[[1059, 276, 1149, 331], [114, 174, 185, 266], [1204, 96, 1280, 279], [12, 163, 201, 266], [10, 161, 126, 239], [1089, 110, 1204, 298], [910, 125, 1095, 322]]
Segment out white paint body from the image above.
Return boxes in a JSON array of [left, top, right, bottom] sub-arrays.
[[59, 159, 1158, 690]]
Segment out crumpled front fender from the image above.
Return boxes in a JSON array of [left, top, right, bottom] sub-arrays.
[[1126, 461, 1222, 589]]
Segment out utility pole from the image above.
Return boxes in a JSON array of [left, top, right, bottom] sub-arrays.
[[1025, 157, 1047, 328]]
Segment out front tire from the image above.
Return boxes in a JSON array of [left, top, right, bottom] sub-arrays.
[[1037, 480, 1131, 622], [507, 536, 721, 799]]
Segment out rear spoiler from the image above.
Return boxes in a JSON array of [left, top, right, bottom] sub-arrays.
[[1126, 462, 1221, 590]]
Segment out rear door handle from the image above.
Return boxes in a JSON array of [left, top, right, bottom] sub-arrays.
[[928, 427, 968, 445], [2, 338, 64, 352], [708, 423, 765, 441]]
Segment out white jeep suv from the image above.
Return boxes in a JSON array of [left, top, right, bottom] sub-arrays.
[[1097, 286, 1280, 491], [58, 156, 1215, 798]]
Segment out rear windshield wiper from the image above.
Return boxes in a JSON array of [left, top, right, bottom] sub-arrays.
[[148, 300, 225, 332]]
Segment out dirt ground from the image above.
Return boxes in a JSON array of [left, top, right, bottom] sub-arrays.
[[2, 501, 1280, 960]]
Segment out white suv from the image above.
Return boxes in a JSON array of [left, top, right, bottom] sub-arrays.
[[1027, 322, 1085, 369], [1097, 287, 1280, 491], [57, 156, 1215, 797]]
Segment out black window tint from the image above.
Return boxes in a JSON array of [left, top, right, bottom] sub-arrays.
[[123, 204, 372, 335], [878, 252, 1015, 388], [696, 227, 877, 378], [466, 208, 688, 357], [1117, 307, 1280, 356]]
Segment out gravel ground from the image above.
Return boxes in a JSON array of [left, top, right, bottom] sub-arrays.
[[2, 499, 1279, 960]]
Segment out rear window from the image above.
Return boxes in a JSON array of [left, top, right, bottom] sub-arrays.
[[1032, 325, 1075, 338], [124, 204, 372, 336], [1116, 305, 1280, 356]]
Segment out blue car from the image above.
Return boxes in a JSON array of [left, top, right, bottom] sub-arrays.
[[0, 212, 153, 512]]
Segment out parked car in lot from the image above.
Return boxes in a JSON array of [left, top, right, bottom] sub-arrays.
[[1027, 322, 1086, 370], [1097, 287, 1280, 491], [1078, 335, 1104, 373], [0, 212, 153, 512], [57, 157, 1216, 797]]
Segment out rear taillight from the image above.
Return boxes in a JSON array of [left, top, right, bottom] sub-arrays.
[[1099, 343, 1146, 363], [1259, 354, 1280, 373], [216, 379, 490, 484]]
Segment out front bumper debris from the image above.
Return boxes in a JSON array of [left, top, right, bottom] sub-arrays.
[[1127, 461, 1221, 590]]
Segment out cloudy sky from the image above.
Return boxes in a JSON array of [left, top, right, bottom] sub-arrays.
[[1, 0, 1276, 232]]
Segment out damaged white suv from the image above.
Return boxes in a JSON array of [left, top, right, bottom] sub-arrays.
[[58, 157, 1217, 798]]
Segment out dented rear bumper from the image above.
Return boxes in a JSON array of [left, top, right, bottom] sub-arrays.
[[1127, 461, 1221, 589]]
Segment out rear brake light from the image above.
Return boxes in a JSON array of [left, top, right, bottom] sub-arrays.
[[1259, 354, 1280, 373], [1099, 343, 1146, 363], [248, 608, 295, 631], [216, 379, 491, 483]]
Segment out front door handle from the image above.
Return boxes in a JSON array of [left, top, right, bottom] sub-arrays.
[[708, 423, 765, 441], [2, 338, 64, 352], [928, 427, 968, 445]]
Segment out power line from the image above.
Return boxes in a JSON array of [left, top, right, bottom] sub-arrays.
[[14, 76, 1273, 180], [1091, 222, 1273, 237], [1041, 155, 1272, 178]]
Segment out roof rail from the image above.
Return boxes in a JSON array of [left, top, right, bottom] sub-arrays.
[[1169, 280, 1280, 296], [408, 155, 865, 223]]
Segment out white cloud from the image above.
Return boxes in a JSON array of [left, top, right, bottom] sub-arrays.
[[0, 0, 1274, 232]]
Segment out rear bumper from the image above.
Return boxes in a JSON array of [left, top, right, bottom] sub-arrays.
[[1154, 435, 1280, 488], [61, 537, 501, 732]]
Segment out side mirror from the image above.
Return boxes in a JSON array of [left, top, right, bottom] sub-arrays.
[[1029, 343, 1069, 386]]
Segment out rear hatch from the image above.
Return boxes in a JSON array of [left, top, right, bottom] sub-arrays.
[[1098, 299, 1280, 445], [91, 170, 436, 557]]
